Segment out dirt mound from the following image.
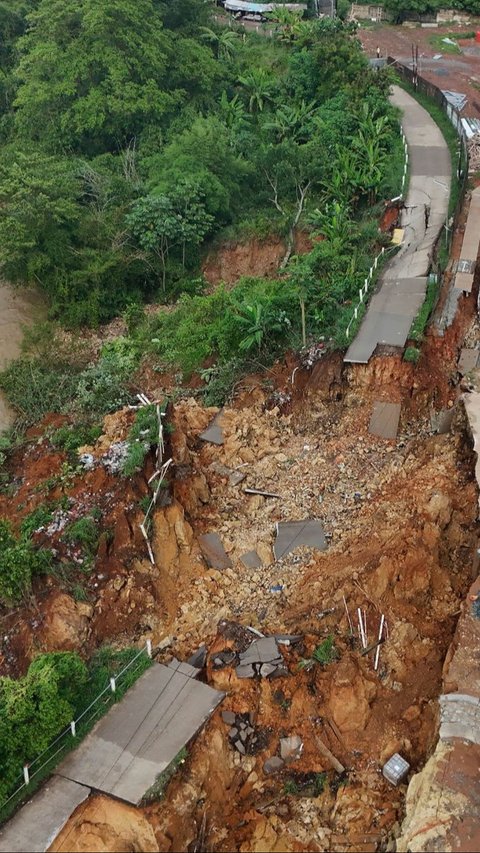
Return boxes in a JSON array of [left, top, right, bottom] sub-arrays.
[[50, 794, 159, 852]]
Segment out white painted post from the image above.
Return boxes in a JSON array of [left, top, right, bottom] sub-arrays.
[[354, 306, 358, 320], [374, 614, 385, 671], [382, 247, 385, 256], [70, 720, 76, 737], [110, 677, 116, 693], [374, 256, 378, 269], [23, 765, 30, 785], [359, 288, 363, 302], [146, 639, 152, 658], [369, 267, 373, 279], [346, 327, 349, 338]]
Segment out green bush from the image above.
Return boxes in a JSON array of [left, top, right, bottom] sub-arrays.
[[20, 505, 54, 539], [50, 423, 103, 455], [0, 519, 53, 605], [311, 635, 338, 665], [0, 652, 87, 803], [121, 404, 160, 477], [404, 346, 421, 364], [63, 517, 99, 556]]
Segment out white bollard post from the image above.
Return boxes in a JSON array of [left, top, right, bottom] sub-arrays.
[[23, 765, 30, 785], [70, 720, 76, 737], [146, 639, 152, 658], [110, 677, 116, 693], [354, 306, 358, 320]]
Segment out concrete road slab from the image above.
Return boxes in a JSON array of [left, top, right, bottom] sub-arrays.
[[369, 401, 401, 440], [454, 272, 475, 293], [56, 663, 224, 805], [0, 777, 89, 853], [274, 520, 327, 561], [198, 532, 232, 569], [409, 145, 451, 176]]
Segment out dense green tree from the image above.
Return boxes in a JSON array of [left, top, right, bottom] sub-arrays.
[[14, 0, 176, 153], [146, 116, 251, 221], [0, 149, 79, 288], [127, 185, 213, 291], [0, 652, 87, 801]]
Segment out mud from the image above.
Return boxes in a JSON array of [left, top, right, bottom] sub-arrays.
[[202, 232, 313, 288]]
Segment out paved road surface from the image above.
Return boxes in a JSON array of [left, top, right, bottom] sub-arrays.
[[345, 85, 451, 364]]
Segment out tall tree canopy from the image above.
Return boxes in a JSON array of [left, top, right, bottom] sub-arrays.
[[14, 0, 176, 153]]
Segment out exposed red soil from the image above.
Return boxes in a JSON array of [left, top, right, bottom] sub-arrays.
[[202, 231, 313, 288]]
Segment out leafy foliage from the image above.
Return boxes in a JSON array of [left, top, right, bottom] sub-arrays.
[[122, 404, 160, 476], [0, 652, 88, 802], [0, 518, 53, 604], [0, 4, 400, 328]]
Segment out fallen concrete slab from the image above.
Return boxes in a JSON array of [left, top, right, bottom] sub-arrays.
[[0, 777, 89, 853], [198, 532, 232, 569], [369, 401, 401, 440], [55, 662, 224, 806], [458, 348, 479, 375], [240, 550, 262, 569], [273, 519, 327, 561], [200, 410, 225, 445], [236, 637, 287, 679]]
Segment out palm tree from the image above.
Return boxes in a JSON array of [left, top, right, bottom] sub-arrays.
[[200, 26, 239, 59], [238, 68, 274, 114]]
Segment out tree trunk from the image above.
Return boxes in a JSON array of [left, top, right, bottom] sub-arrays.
[[280, 181, 311, 270]]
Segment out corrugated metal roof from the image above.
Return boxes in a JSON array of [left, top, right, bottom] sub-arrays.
[[441, 90, 467, 112], [224, 1, 306, 12]]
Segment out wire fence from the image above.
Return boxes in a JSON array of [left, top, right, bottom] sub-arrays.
[[0, 642, 152, 817]]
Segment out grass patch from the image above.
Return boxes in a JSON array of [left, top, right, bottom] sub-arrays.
[[408, 275, 439, 343], [429, 31, 476, 54]]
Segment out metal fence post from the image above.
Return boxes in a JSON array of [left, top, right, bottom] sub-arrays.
[[23, 765, 30, 786], [146, 639, 152, 658], [110, 677, 116, 693], [70, 720, 76, 737]]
